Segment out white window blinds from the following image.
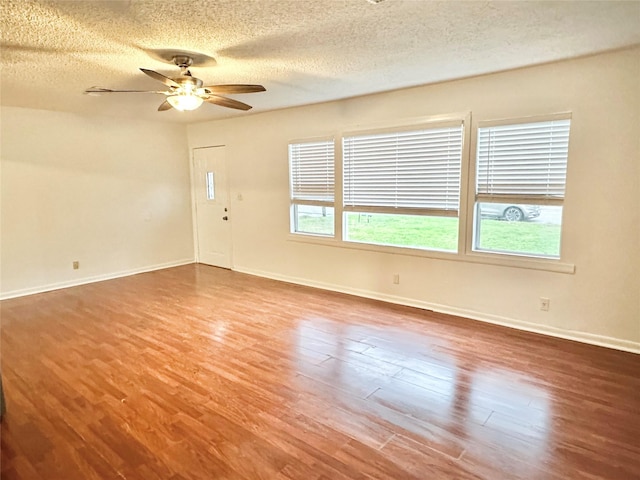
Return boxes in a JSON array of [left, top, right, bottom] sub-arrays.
[[476, 119, 570, 201], [289, 140, 335, 204], [343, 125, 463, 216]]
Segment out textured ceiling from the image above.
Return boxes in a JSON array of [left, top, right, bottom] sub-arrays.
[[1, 0, 639, 124]]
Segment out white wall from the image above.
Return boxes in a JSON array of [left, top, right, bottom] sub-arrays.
[[1, 107, 195, 297], [187, 47, 640, 352]]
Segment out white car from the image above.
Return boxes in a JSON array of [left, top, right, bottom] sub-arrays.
[[479, 203, 541, 222]]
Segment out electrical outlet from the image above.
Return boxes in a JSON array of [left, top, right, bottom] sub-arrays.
[[393, 274, 400, 284], [72, 261, 79, 270], [540, 297, 550, 311]]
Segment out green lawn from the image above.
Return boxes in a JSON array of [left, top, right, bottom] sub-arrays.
[[476, 218, 561, 256], [346, 213, 458, 251], [297, 213, 561, 257]]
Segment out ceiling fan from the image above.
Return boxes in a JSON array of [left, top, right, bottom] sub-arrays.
[[85, 54, 265, 112]]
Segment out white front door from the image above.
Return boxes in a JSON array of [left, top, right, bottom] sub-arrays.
[[193, 146, 232, 268]]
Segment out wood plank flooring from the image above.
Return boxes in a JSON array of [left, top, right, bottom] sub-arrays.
[[1, 264, 639, 479]]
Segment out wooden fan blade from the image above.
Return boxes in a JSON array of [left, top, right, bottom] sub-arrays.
[[140, 68, 180, 88], [158, 100, 173, 111], [203, 95, 252, 111], [202, 84, 266, 94], [84, 87, 166, 94]]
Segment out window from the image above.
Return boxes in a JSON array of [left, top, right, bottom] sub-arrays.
[[287, 112, 573, 271], [289, 140, 335, 236], [206, 172, 215, 200], [473, 116, 571, 258], [342, 123, 463, 251]]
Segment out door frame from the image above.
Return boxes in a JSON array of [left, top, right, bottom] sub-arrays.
[[190, 145, 233, 267]]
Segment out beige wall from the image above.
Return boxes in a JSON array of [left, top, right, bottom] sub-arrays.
[[1, 107, 194, 297], [187, 47, 640, 351]]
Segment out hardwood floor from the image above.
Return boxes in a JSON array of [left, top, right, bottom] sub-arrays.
[[1, 264, 639, 479]]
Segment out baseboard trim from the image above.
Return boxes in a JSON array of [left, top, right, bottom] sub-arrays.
[[0, 259, 195, 300], [233, 266, 640, 355]]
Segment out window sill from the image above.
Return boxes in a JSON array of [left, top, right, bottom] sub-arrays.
[[287, 233, 575, 274]]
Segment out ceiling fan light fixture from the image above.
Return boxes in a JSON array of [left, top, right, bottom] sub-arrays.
[[167, 93, 203, 111]]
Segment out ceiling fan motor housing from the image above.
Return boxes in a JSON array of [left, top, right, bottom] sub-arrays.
[[173, 55, 193, 68]]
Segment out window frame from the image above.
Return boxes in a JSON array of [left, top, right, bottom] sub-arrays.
[[464, 112, 572, 261], [287, 112, 575, 274], [340, 114, 471, 253], [288, 137, 336, 237]]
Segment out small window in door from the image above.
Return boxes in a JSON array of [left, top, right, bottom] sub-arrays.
[[206, 172, 215, 200]]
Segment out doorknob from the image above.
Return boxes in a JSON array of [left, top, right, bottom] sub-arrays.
[[222, 216, 228, 221]]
